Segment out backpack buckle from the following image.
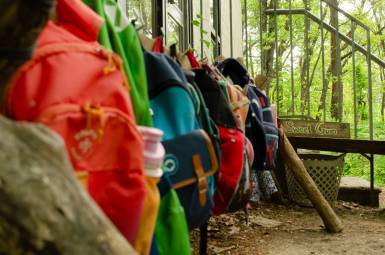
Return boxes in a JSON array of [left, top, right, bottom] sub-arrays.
[[192, 154, 208, 207], [100, 48, 130, 91], [83, 103, 105, 141]]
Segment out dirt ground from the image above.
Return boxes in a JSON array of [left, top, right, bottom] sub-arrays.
[[191, 193, 385, 255]]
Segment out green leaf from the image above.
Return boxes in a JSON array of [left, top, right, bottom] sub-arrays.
[[192, 20, 200, 27], [203, 40, 211, 48]]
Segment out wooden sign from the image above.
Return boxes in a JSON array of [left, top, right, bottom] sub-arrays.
[[281, 120, 350, 139]]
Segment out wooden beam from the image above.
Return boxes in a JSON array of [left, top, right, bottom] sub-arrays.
[[279, 129, 343, 233], [288, 136, 385, 155]]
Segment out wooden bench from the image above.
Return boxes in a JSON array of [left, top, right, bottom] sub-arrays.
[[281, 119, 385, 207], [287, 136, 385, 207]]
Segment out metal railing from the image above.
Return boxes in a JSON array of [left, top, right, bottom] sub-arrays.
[[256, 0, 385, 141], [242, 0, 385, 195]]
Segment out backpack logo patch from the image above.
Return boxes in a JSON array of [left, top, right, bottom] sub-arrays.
[[163, 154, 179, 176], [71, 129, 98, 161]]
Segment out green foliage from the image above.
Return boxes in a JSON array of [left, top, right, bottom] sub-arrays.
[[192, 20, 200, 27], [344, 154, 385, 187], [192, 14, 212, 60], [355, 64, 368, 120], [243, 0, 385, 187]]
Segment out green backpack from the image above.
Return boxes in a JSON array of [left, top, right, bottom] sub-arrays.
[[153, 174, 191, 255], [83, 0, 153, 127]]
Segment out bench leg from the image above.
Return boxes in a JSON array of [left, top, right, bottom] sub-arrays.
[[369, 154, 377, 207], [361, 153, 377, 207]]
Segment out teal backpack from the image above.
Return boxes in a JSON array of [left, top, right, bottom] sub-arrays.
[[145, 52, 219, 254], [145, 52, 200, 139]]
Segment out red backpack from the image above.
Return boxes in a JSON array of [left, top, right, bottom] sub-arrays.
[[5, 2, 146, 244], [192, 69, 246, 215]]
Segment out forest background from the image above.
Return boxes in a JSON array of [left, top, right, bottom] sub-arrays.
[[120, 0, 385, 186], [242, 0, 385, 186]]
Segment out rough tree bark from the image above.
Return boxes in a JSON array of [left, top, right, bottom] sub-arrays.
[[0, 116, 137, 255], [299, 6, 330, 116], [318, 31, 353, 115], [273, 34, 289, 111], [329, 0, 343, 121], [261, 0, 275, 95], [0, 1, 137, 254], [299, 0, 311, 115], [262, 0, 291, 110], [381, 69, 385, 121], [299, 29, 317, 115]]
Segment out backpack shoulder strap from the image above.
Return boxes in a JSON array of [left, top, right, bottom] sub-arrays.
[[17, 43, 128, 87], [145, 52, 190, 98]]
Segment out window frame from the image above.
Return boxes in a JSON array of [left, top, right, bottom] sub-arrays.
[[124, 0, 223, 55]]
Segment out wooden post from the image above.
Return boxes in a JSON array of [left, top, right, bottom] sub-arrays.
[[279, 127, 343, 233]]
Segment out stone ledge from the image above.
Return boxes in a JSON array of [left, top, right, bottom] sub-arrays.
[[338, 176, 382, 207]]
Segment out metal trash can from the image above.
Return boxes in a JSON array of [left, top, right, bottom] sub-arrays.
[[285, 153, 345, 207]]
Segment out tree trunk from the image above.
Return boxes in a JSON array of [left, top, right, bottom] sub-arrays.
[[261, 0, 275, 95], [308, 48, 322, 96], [381, 69, 385, 122], [330, 0, 343, 120], [318, 65, 331, 114], [272, 36, 289, 112], [265, 0, 290, 110], [298, 7, 330, 117], [318, 31, 352, 116], [0, 1, 137, 254], [300, 0, 310, 115], [0, 116, 137, 255]]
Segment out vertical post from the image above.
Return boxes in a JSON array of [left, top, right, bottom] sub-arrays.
[[259, 0, 263, 75], [163, 0, 168, 43], [199, 222, 208, 255], [274, 0, 279, 115], [369, 154, 375, 206], [153, 0, 163, 37], [190, 0, 194, 48], [320, 1, 327, 122], [289, 0, 295, 115], [200, 0, 204, 58], [365, 19, 376, 205], [304, 0, 310, 117], [183, 0, 189, 50], [367, 30, 374, 140], [230, 0, 234, 58], [190, 0, 194, 49], [306, 0, 310, 116], [335, 5, 342, 122], [125, 0, 128, 17], [216, 0, 221, 56], [244, 0, 249, 69], [351, 21, 358, 139], [214, 0, 219, 57]]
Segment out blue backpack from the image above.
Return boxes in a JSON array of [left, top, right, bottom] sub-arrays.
[[251, 86, 279, 170], [246, 85, 267, 170], [145, 52, 218, 231]]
